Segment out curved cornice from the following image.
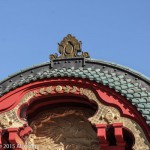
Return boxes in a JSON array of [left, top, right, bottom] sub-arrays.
[[0, 58, 150, 126]]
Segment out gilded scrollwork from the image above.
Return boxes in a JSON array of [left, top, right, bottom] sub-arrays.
[[50, 34, 90, 60], [0, 85, 149, 149]]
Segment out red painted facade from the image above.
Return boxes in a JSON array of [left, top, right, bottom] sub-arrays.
[[0, 78, 150, 149]]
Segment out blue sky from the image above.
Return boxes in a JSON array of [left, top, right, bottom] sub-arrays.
[[0, 1, 150, 80]]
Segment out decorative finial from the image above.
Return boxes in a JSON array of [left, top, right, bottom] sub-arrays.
[[50, 34, 90, 60]]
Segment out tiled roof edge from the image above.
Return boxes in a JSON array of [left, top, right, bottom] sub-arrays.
[[0, 58, 149, 85], [86, 59, 150, 83]]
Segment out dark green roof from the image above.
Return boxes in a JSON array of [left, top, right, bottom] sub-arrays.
[[0, 58, 150, 126]]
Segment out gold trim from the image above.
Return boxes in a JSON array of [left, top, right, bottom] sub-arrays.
[[50, 34, 90, 60], [0, 85, 149, 149]]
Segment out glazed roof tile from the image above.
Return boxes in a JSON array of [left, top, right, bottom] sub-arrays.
[[0, 58, 150, 126]]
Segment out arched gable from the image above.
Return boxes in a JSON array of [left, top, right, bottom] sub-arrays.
[[0, 59, 150, 126], [0, 34, 150, 149]]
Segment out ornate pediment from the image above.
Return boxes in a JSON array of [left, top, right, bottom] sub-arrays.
[[50, 34, 90, 60]]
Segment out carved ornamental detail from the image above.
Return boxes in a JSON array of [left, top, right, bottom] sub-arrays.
[[0, 85, 150, 149], [100, 110, 118, 124], [25, 107, 100, 150], [50, 34, 90, 60], [0, 114, 14, 128]]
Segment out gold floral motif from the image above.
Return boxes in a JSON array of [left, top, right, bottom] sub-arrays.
[[39, 88, 46, 95], [0, 85, 149, 149], [70, 86, 78, 93], [55, 85, 63, 93], [63, 85, 71, 93], [46, 86, 53, 93], [33, 91, 38, 97]]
